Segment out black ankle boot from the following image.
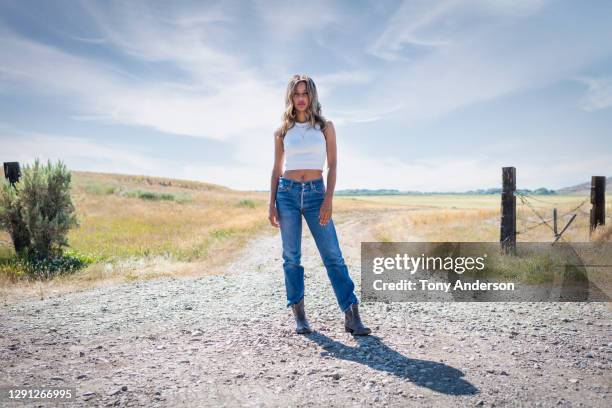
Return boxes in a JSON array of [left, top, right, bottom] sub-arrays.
[[291, 298, 312, 334], [344, 303, 371, 335]]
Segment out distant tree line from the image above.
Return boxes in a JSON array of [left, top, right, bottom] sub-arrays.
[[335, 187, 557, 196]]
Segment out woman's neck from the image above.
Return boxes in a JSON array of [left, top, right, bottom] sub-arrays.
[[295, 112, 308, 123]]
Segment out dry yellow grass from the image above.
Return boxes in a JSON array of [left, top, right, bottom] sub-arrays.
[[1, 171, 609, 303], [0, 171, 274, 300], [356, 194, 612, 243]]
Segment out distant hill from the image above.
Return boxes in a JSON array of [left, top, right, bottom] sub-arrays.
[[71, 170, 232, 193], [555, 177, 612, 195]]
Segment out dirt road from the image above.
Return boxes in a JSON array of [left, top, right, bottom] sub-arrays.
[[1, 212, 610, 407]]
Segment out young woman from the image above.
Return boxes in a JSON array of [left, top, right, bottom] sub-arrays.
[[268, 74, 371, 336]]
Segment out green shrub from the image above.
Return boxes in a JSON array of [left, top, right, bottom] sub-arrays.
[[0, 158, 79, 263], [237, 199, 257, 208], [0, 180, 29, 254], [211, 228, 233, 239], [1, 253, 87, 280], [121, 189, 177, 201], [82, 182, 117, 195]]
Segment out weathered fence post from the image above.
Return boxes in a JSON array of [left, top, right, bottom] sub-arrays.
[[590, 176, 606, 235], [500, 167, 516, 255], [3, 162, 21, 188]]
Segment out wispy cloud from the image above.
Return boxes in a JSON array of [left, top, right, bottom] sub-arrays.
[[340, 146, 612, 191], [0, 128, 160, 174], [368, 0, 459, 61], [0, 127, 270, 190], [253, 0, 340, 44], [574, 76, 612, 111], [363, 0, 611, 126], [0, 26, 281, 140]]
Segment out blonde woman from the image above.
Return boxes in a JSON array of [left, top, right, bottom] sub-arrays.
[[268, 74, 371, 336]]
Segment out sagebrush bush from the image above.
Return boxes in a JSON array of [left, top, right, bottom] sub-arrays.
[[0, 159, 79, 262]]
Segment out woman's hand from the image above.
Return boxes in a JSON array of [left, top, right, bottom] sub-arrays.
[[319, 196, 332, 226], [269, 205, 280, 228]]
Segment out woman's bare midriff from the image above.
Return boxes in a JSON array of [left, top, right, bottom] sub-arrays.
[[283, 169, 323, 182]]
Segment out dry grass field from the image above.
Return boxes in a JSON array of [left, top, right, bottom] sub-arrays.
[[0, 171, 610, 301], [356, 194, 612, 243]]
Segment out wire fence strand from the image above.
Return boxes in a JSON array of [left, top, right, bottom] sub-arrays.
[[515, 192, 590, 236]]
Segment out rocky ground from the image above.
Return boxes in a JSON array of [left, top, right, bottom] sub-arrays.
[[1, 212, 611, 407]]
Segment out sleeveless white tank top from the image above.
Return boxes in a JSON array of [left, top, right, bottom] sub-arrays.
[[283, 121, 327, 171]]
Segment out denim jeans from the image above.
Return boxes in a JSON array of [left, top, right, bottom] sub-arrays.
[[275, 176, 359, 313]]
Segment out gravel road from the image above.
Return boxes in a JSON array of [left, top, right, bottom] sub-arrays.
[[1, 212, 611, 407]]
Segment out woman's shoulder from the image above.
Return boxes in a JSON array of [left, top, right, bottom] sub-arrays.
[[274, 127, 284, 139], [322, 120, 335, 133]]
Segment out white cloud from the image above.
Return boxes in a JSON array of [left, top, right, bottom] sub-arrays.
[[0, 129, 269, 191], [0, 129, 160, 174], [574, 76, 612, 111], [253, 0, 340, 43], [327, 104, 405, 126], [0, 29, 282, 140], [369, 0, 550, 61], [314, 70, 375, 98], [368, 0, 458, 61], [339, 146, 612, 192], [363, 0, 611, 127]]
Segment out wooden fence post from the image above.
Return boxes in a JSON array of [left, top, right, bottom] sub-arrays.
[[3, 162, 21, 188], [500, 167, 516, 255], [590, 176, 606, 235]]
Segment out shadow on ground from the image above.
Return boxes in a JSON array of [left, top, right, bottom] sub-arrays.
[[305, 332, 479, 396]]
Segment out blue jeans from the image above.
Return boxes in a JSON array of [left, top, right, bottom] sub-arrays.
[[275, 176, 359, 313]]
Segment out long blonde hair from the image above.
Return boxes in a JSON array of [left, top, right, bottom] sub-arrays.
[[279, 74, 327, 137]]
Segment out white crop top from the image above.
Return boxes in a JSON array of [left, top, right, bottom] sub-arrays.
[[283, 121, 327, 171]]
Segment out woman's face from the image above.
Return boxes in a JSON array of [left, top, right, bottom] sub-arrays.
[[292, 81, 310, 113]]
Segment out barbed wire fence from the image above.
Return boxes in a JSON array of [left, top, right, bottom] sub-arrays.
[[500, 168, 608, 251], [515, 191, 612, 241], [515, 192, 591, 241]]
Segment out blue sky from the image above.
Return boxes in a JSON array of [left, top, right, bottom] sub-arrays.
[[0, 0, 611, 191]]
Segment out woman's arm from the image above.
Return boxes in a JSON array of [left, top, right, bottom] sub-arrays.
[[269, 129, 284, 227], [320, 120, 337, 226]]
